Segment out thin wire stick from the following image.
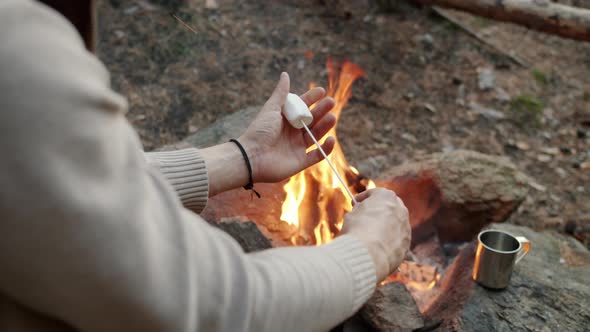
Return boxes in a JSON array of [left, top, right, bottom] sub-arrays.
[[301, 120, 357, 205]]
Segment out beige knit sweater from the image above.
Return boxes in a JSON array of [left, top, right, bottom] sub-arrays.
[[0, 1, 376, 331]]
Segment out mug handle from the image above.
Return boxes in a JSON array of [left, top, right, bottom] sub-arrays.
[[515, 236, 531, 264]]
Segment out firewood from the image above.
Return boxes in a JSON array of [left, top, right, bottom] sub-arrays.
[[413, 0, 590, 42]]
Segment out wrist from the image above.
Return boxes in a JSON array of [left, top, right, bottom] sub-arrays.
[[237, 136, 261, 183], [202, 142, 250, 196], [345, 233, 390, 282]]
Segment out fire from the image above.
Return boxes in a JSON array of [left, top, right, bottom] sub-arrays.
[[281, 59, 366, 245], [279, 58, 441, 297], [380, 262, 440, 291]]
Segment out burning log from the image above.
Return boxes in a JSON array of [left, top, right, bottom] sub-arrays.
[[382, 261, 439, 291], [412, 0, 590, 42], [379, 150, 529, 244]]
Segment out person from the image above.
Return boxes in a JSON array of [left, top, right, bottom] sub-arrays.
[[0, 1, 411, 331]]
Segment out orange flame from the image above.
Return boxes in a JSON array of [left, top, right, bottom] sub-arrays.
[[280, 59, 441, 296], [280, 59, 365, 245], [381, 270, 441, 291]]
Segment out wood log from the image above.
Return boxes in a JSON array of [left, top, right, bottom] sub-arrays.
[[413, 0, 590, 42]]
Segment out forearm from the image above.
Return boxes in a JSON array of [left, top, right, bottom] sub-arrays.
[[200, 141, 256, 197], [147, 140, 254, 200], [194, 223, 377, 331]]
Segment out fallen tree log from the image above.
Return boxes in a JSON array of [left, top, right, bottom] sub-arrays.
[[413, 0, 590, 42]]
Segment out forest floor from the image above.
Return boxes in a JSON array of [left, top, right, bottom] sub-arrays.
[[97, 0, 590, 247]]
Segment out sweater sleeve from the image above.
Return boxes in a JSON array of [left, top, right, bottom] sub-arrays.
[[0, 1, 376, 332], [144, 149, 209, 213]]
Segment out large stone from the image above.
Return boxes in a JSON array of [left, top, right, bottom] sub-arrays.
[[213, 219, 273, 252], [155, 106, 258, 152], [424, 223, 590, 332], [379, 150, 530, 243], [360, 282, 425, 332], [184, 106, 259, 148]]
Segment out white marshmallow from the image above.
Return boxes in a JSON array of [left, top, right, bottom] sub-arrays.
[[283, 93, 313, 129]]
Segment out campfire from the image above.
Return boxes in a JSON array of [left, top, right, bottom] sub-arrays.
[[202, 58, 447, 304], [280, 58, 374, 246], [200, 58, 528, 328], [277, 58, 442, 305]]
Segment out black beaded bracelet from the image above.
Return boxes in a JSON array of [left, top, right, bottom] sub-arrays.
[[229, 139, 261, 198]]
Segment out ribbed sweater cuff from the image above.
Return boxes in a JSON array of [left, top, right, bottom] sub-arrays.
[[323, 235, 377, 313], [145, 148, 209, 212]]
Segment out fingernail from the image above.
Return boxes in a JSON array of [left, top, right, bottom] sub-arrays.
[[281, 72, 289, 79]]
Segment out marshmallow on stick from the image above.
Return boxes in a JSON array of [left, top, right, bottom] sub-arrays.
[[282, 93, 357, 204]]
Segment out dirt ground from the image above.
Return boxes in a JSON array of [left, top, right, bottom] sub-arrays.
[[97, 0, 590, 246]]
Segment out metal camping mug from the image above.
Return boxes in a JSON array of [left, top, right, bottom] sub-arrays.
[[472, 229, 531, 289]]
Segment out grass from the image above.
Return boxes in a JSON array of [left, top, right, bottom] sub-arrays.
[[531, 68, 549, 86], [509, 95, 545, 128]]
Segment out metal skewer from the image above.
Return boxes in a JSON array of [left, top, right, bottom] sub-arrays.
[[300, 120, 358, 205]]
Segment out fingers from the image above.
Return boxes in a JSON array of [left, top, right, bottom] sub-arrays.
[[354, 189, 373, 204], [303, 114, 336, 147], [300, 87, 326, 106], [304, 136, 335, 168], [265, 72, 290, 111], [309, 97, 335, 127], [355, 188, 398, 204]]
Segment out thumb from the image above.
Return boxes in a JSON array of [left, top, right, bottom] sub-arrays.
[[265, 72, 290, 111]]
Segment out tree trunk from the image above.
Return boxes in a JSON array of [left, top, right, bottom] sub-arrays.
[[413, 0, 590, 42]]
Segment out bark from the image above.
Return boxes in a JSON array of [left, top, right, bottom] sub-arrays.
[[414, 0, 590, 42]]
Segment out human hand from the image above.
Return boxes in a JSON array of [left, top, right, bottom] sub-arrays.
[[239, 72, 336, 183], [341, 188, 411, 282]]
